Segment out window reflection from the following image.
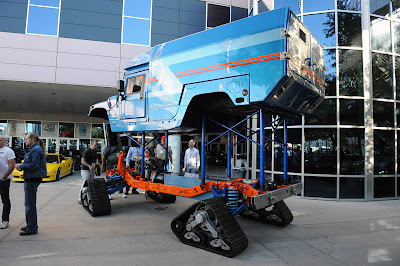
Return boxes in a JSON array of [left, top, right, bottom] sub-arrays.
[[338, 13, 362, 47], [371, 17, 391, 52], [393, 0, 400, 20], [303, 0, 334, 13], [207, 3, 230, 28], [396, 57, 400, 100], [304, 176, 337, 198], [0, 121, 7, 136], [373, 101, 394, 127], [274, 128, 301, 173], [398, 131, 400, 174], [374, 177, 395, 198], [303, 13, 335, 47], [337, 0, 361, 11], [25, 121, 41, 136], [374, 130, 394, 175], [340, 177, 364, 199], [394, 23, 400, 55], [370, 0, 390, 16], [340, 129, 364, 175], [340, 99, 364, 126], [124, 0, 151, 18], [372, 53, 393, 99], [304, 128, 337, 174], [305, 99, 336, 125], [27, 5, 59, 36], [123, 18, 150, 45], [274, 0, 301, 14], [324, 49, 336, 96], [339, 49, 363, 96]]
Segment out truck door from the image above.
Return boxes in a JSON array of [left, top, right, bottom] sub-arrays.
[[122, 72, 147, 119]]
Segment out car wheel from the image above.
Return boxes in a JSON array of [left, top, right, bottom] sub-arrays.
[[70, 164, 74, 175], [56, 168, 61, 181]]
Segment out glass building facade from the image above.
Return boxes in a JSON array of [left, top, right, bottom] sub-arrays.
[[249, 0, 400, 200]]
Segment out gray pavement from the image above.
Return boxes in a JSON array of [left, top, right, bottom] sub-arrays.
[[0, 172, 399, 266]]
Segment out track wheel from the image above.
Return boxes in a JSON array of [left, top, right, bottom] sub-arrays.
[[265, 200, 293, 227], [81, 178, 111, 217]]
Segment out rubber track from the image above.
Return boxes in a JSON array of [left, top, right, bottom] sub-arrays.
[[82, 179, 111, 217], [171, 197, 248, 257], [146, 191, 176, 203], [240, 200, 293, 227]]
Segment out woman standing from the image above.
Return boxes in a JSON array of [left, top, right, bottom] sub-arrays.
[[15, 132, 46, 235]]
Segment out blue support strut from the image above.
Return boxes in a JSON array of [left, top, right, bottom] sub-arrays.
[[259, 109, 265, 190], [164, 130, 168, 171], [283, 117, 288, 185], [141, 132, 145, 179], [227, 120, 231, 180], [201, 114, 206, 185]]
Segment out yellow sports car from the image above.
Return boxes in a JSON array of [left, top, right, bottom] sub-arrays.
[[13, 153, 74, 182]]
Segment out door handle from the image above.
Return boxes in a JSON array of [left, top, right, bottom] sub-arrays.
[[140, 92, 144, 100]]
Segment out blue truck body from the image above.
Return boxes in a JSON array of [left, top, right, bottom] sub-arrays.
[[89, 7, 325, 132]]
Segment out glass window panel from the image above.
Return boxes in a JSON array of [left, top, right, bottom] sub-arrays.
[[91, 124, 104, 139], [304, 128, 337, 174], [25, 121, 41, 137], [48, 139, 56, 153], [231, 7, 247, 22], [256, 130, 272, 171], [340, 129, 365, 175], [393, 0, 400, 19], [374, 130, 394, 175], [274, 174, 301, 187], [304, 176, 337, 198], [123, 17, 150, 45], [59, 123, 74, 138], [374, 177, 395, 198], [371, 17, 391, 52], [340, 99, 364, 126], [339, 49, 363, 96], [274, 0, 300, 14], [372, 53, 393, 99], [397, 106, 400, 128], [59, 139, 67, 155], [207, 4, 230, 28], [27, 6, 59, 36], [305, 99, 336, 125], [79, 139, 90, 150], [286, 116, 302, 126], [303, 0, 334, 12], [30, 0, 60, 7], [338, 13, 362, 47], [337, 0, 361, 11], [124, 0, 151, 19], [324, 49, 336, 96], [394, 22, 400, 54], [274, 128, 302, 173], [373, 101, 394, 127], [370, 0, 390, 16], [303, 13, 335, 47], [398, 131, 400, 174], [0, 120, 7, 136], [126, 75, 146, 94], [11, 137, 24, 150], [339, 177, 364, 199], [396, 57, 400, 100]]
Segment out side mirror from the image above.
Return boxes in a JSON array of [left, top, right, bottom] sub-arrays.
[[117, 80, 124, 93]]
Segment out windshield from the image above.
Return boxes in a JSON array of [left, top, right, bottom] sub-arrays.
[[46, 155, 59, 163]]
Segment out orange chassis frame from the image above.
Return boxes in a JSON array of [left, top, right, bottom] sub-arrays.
[[106, 152, 293, 204]]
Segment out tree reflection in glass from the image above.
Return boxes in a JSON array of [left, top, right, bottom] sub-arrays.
[[372, 53, 393, 99], [396, 57, 400, 100], [339, 50, 363, 96], [304, 13, 335, 47], [306, 99, 336, 125], [374, 130, 394, 175], [340, 99, 364, 125], [393, 0, 400, 20], [337, 0, 361, 11], [304, 128, 337, 175], [371, 17, 391, 52], [340, 128, 364, 175], [394, 22, 400, 54], [373, 101, 394, 127], [324, 49, 336, 96], [370, 0, 390, 17]]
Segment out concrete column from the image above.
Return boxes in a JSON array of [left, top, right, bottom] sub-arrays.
[[168, 135, 181, 174]]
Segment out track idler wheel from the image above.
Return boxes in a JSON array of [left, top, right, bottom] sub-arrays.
[[240, 200, 293, 227], [171, 197, 248, 257], [81, 178, 111, 217], [146, 191, 176, 203]]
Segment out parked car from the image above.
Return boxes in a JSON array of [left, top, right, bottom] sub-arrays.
[[12, 153, 74, 182]]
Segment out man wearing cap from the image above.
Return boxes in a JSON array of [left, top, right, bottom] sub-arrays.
[[154, 136, 173, 171]]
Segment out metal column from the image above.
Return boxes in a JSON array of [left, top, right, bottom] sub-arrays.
[[259, 109, 265, 190], [283, 117, 288, 185], [227, 121, 231, 180], [164, 130, 168, 171], [141, 132, 145, 179], [201, 114, 206, 185]]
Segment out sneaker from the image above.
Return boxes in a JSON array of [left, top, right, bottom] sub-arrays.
[[108, 194, 112, 200], [1, 221, 9, 229], [120, 193, 127, 198], [21, 226, 27, 231], [20, 230, 37, 236]]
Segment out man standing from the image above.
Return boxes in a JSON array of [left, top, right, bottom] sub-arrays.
[[182, 139, 200, 177], [154, 136, 174, 171], [78, 140, 98, 204], [0, 135, 15, 229]]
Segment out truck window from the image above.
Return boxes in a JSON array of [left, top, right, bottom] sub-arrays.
[[126, 74, 146, 94]]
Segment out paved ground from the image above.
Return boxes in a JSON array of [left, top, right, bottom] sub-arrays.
[[0, 172, 399, 266]]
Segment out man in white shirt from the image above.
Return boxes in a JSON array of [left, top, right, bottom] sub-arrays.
[[0, 135, 16, 229], [182, 139, 200, 178]]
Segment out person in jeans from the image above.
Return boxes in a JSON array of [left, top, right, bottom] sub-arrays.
[[182, 139, 200, 178], [15, 133, 46, 235], [0, 135, 16, 230], [78, 140, 98, 204]]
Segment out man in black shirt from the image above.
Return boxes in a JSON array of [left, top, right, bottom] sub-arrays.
[[78, 140, 98, 204]]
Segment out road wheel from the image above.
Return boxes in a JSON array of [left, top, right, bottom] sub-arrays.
[[56, 168, 61, 181], [69, 164, 74, 175]]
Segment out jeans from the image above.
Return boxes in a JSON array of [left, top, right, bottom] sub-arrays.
[[24, 181, 40, 232], [79, 170, 94, 201], [0, 179, 11, 222]]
